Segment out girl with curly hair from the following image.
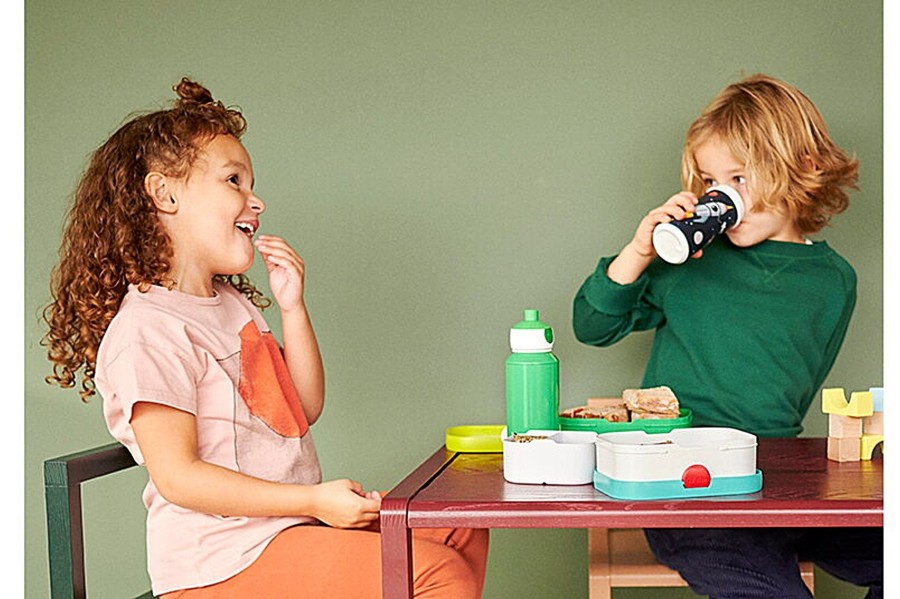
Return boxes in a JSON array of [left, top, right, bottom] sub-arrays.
[[44, 78, 487, 598]]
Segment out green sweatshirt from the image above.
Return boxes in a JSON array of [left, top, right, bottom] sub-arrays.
[[573, 238, 856, 437]]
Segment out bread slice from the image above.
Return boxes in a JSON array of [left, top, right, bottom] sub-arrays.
[[622, 386, 679, 415], [587, 397, 628, 410], [630, 410, 678, 420], [560, 405, 630, 422]]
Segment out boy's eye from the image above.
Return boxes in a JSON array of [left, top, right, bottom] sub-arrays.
[[227, 175, 240, 185]]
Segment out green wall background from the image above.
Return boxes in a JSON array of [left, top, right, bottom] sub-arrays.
[[25, 1, 882, 597]]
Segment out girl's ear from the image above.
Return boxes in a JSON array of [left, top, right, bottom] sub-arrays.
[[144, 172, 178, 214]]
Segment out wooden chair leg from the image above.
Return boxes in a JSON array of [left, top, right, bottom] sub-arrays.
[[607, 529, 687, 588], [800, 561, 815, 593], [587, 528, 612, 599]]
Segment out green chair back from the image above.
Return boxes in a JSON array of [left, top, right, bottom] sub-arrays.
[[44, 443, 155, 599]]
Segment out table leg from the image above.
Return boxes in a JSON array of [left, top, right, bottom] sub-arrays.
[[381, 495, 413, 599], [380, 449, 458, 599]]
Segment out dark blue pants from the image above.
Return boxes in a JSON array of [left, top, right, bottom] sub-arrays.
[[644, 527, 883, 599]]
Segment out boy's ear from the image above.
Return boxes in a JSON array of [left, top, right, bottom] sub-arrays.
[[144, 172, 178, 214]]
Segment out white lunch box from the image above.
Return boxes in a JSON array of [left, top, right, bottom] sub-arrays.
[[502, 430, 597, 485], [593, 427, 762, 499]]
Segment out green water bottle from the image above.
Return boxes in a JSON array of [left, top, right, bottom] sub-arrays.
[[505, 309, 560, 435]]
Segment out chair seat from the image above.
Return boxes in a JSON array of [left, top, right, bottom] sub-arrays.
[[589, 528, 814, 598]]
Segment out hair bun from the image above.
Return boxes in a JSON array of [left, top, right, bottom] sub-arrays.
[[173, 77, 215, 105]]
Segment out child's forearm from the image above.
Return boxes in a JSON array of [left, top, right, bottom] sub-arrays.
[[132, 402, 379, 526], [281, 304, 325, 425], [606, 242, 655, 285], [159, 460, 379, 528], [163, 456, 324, 517], [132, 401, 321, 517]]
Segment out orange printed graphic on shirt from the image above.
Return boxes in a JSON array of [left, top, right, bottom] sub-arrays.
[[237, 321, 310, 438]]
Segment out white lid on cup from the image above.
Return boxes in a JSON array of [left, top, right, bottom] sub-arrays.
[[652, 223, 689, 264]]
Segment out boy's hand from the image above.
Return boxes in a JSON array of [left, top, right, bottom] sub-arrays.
[[628, 191, 699, 259], [310, 479, 382, 529], [254, 235, 306, 313], [607, 191, 700, 285]]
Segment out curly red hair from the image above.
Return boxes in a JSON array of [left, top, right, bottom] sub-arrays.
[[43, 78, 270, 401]]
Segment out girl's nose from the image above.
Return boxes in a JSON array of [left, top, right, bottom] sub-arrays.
[[249, 193, 266, 214]]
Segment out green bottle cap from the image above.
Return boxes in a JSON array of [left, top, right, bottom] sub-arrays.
[[513, 309, 548, 329]]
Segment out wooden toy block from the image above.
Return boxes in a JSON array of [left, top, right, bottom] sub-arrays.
[[863, 412, 884, 436], [870, 387, 884, 412], [860, 434, 884, 460], [829, 414, 862, 439], [587, 397, 627, 409], [827, 436, 860, 462], [821, 388, 873, 417]]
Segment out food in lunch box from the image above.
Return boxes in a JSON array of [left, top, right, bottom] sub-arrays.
[[562, 387, 681, 424], [631, 411, 678, 420], [508, 433, 550, 443], [587, 397, 628, 410], [559, 405, 629, 422], [585, 398, 630, 422], [560, 406, 603, 418], [561, 406, 591, 418], [623, 385, 680, 416]]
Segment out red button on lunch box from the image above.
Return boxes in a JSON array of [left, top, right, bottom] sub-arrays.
[[682, 464, 712, 488]]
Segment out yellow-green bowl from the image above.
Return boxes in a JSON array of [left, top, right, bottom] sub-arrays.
[[445, 425, 505, 453]]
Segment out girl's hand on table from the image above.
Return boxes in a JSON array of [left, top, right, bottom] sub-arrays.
[[311, 479, 382, 529]]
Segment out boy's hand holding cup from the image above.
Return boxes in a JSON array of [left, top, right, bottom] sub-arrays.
[[652, 185, 745, 264]]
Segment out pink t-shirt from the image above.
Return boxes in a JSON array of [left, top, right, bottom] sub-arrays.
[[96, 282, 322, 595]]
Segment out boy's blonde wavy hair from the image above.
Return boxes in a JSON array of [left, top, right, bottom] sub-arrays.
[[43, 78, 270, 401], [681, 73, 859, 234]]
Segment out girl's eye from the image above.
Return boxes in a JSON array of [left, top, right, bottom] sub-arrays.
[[703, 178, 716, 187], [733, 176, 747, 185]]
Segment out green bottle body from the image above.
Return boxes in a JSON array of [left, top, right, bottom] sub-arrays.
[[505, 351, 560, 435]]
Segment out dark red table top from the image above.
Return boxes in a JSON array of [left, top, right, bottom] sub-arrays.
[[396, 437, 882, 529], [380, 436, 882, 599]]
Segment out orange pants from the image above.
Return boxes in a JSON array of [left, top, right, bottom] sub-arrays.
[[162, 525, 489, 599]]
